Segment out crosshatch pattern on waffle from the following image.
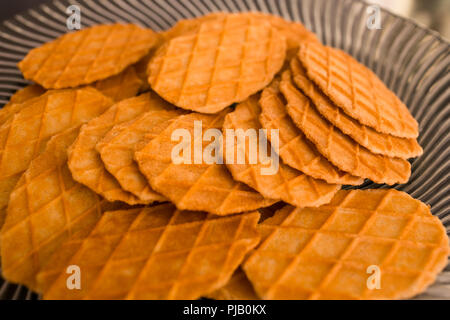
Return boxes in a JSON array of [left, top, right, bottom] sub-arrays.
[[244, 189, 449, 300], [148, 14, 287, 113], [37, 204, 261, 300]]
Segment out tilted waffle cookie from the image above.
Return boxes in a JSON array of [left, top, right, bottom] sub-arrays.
[[298, 42, 419, 138], [243, 189, 449, 300], [280, 71, 411, 185], [0, 128, 123, 292], [135, 111, 276, 215], [19, 23, 159, 89], [259, 79, 363, 185], [207, 268, 259, 300], [0, 87, 113, 228], [94, 65, 143, 102], [68, 92, 171, 205], [96, 106, 185, 202], [290, 58, 423, 159], [0, 85, 46, 125], [223, 95, 340, 207], [37, 204, 261, 299], [148, 13, 287, 113]]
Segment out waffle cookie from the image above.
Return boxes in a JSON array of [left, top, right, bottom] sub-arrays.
[[148, 13, 287, 113], [243, 189, 449, 300], [94, 65, 143, 102], [290, 58, 422, 159], [280, 70, 411, 185], [18, 23, 159, 89], [298, 42, 419, 138], [223, 95, 340, 207], [135, 111, 276, 215], [68, 92, 172, 205], [0, 88, 113, 228], [207, 269, 259, 300], [0, 128, 122, 292], [37, 204, 261, 300], [259, 78, 363, 185], [97, 106, 185, 202], [0, 85, 46, 125]]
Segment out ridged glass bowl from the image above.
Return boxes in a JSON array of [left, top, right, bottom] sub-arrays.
[[0, 0, 448, 300]]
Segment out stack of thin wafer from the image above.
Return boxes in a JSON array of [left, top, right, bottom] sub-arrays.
[[0, 12, 447, 300]]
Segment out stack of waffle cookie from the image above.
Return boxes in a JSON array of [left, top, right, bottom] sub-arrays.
[[0, 12, 446, 300]]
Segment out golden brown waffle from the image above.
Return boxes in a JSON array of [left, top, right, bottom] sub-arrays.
[[259, 78, 363, 185], [68, 92, 171, 205], [135, 111, 276, 215], [94, 65, 143, 102], [148, 13, 286, 113], [37, 204, 261, 299], [0, 128, 122, 292], [0, 85, 46, 125], [207, 269, 259, 300], [0, 88, 113, 228], [224, 95, 340, 207], [280, 71, 411, 185], [97, 106, 185, 202], [19, 24, 159, 89], [298, 42, 419, 138], [290, 58, 423, 159], [243, 189, 449, 300]]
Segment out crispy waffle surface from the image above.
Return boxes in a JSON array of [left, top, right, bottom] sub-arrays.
[[148, 13, 287, 113], [223, 95, 341, 207], [243, 189, 449, 300], [37, 204, 261, 300]]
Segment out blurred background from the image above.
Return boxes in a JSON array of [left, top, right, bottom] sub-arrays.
[[0, 0, 449, 40]]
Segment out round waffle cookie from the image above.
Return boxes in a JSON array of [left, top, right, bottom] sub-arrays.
[[135, 110, 276, 215], [259, 78, 363, 185], [243, 189, 449, 300], [290, 58, 422, 159], [223, 95, 340, 208], [18, 23, 159, 89], [148, 13, 287, 113], [298, 42, 419, 138], [37, 205, 261, 300], [280, 70, 411, 185]]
